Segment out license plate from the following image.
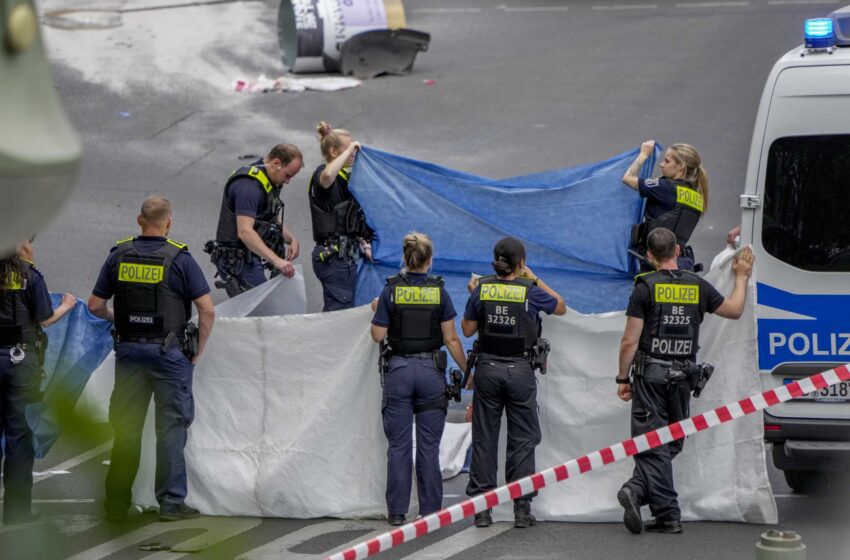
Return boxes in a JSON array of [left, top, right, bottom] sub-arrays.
[[784, 378, 850, 403]]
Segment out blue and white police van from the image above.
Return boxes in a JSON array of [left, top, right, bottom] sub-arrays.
[[740, 7, 850, 492]]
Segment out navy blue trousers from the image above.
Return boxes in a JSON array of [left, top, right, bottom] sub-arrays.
[[105, 343, 194, 514], [623, 369, 691, 522], [216, 257, 267, 298], [312, 245, 357, 312], [0, 349, 42, 521], [382, 356, 446, 516], [466, 356, 541, 501]]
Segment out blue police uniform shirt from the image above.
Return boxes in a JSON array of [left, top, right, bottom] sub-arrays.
[[228, 159, 278, 220], [371, 272, 457, 327], [92, 236, 211, 301], [463, 281, 558, 323], [17, 263, 56, 325], [638, 177, 695, 221]]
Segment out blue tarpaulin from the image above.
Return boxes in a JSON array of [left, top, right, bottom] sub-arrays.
[[26, 296, 113, 457], [350, 146, 657, 314]]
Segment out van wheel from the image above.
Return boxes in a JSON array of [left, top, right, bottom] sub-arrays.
[[784, 470, 819, 494]]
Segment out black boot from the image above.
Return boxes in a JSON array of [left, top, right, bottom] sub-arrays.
[[474, 509, 492, 528], [513, 499, 536, 528], [617, 487, 643, 534], [159, 503, 201, 522], [388, 514, 405, 526], [645, 518, 683, 534]]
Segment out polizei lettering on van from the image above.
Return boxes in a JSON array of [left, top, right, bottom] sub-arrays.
[[650, 337, 693, 356], [118, 263, 164, 284], [768, 332, 850, 357]]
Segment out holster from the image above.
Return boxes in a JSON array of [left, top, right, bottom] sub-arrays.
[[433, 349, 448, 372], [181, 323, 200, 361]]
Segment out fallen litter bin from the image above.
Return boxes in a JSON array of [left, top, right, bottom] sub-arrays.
[[277, 0, 406, 73]]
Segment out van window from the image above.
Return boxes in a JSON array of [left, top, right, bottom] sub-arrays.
[[762, 135, 850, 272]]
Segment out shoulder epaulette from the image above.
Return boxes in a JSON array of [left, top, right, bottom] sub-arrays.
[[633, 270, 656, 284], [115, 236, 135, 246], [386, 273, 407, 286], [166, 239, 188, 251]]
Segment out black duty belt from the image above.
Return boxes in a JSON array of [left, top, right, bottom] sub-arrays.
[[394, 352, 434, 359], [120, 335, 167, 344]]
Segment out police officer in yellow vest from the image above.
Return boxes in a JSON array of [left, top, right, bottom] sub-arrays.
[[208, 144, 303, 297], [462, 238, 566, 529], [616, 228, 753, 535], [370, 233, 466, 526], [622, 141, 708, 272], [0, 241, 76, 524], [88, 196, 215, 522]]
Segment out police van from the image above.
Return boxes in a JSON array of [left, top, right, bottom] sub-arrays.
[[740, 7, 850, 492]]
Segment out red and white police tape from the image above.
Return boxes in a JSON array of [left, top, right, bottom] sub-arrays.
[[326, 363, 850, 560]]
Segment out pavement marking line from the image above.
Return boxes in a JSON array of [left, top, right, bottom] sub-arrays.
[[0, 441, 112, 500], [497, 5, 570, 12], [237, 520, 388, 560], [411, 7, 482, 13], [327, 364, 850, 560], [767, 0, 837, 4], [64, 516, 260, 560], [592, 4, 658, 9], [675, 1, 749, 6], [773, 494, 809, 498], [403, 525, 512, 560]]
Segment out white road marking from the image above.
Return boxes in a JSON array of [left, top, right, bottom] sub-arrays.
[[411, 7, 482, 13], [497, 5, 570, 12], [0, 442, 112, 499], [767, 0, 837, 4], [64, 517, 260, 560], [237, 520, 388, 559], [592, 4, 658, 10], [33, 470, 71, 477], [774, 494, 809, 498], [403, 525, 512, 559], [676, 1, 749, 6]]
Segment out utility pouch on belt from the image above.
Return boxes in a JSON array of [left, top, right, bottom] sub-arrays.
[[379, 339, 392, 387], [35, 329, 48, 368], [433, 349, 448, 372], [631, 350, 646, 379], [111, 329, 120, 352], [182, 322, 199, 360], [160, 331, 178, 353], [530, 338, 550, 374]]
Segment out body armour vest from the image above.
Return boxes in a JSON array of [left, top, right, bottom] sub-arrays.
[[0, 263, 40, 346], [386, 274, 444, 354], [215, 166, 283, 249], [476, 276, 539, 357], [643, 182, 704, 247], [637, 270, 702, 360], [308, 168, 369, 243], [112, 238, 191, 340]]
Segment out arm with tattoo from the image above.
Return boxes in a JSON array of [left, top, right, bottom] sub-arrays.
[[622, 140, 656, 190]]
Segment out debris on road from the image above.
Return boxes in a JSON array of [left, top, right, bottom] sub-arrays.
[[232, 75, 361, 93]]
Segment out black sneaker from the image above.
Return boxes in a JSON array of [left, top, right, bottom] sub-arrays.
[[513, 499, 536, 529], [474, 509, 492, 528], [617, 487, 643, 534], [388, 514, 405, 526], [159, 503, 200, 522], [645, 518, 683, 534]]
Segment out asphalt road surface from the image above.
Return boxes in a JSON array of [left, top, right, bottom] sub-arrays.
[[11, 0, 850, 558]]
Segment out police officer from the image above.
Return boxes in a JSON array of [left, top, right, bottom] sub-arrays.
[[616, 228, 753, 534], [462, 237, 566, 528], [310, 122, 372, 311], [0, 241, 76, 524], [622, 140, 709, 271], [88, 196, 216, 522], [370, 233, 466, 526], [209, 144, 303, 297]]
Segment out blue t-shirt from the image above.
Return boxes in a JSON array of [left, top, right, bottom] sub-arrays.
[[463, 281, 558, 323], [11, 263, 55, 325], [371, 273, 457, 327], [92, 236, 210, 301], [638, 176, 694, 220], [227, 160, 279, 219]]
